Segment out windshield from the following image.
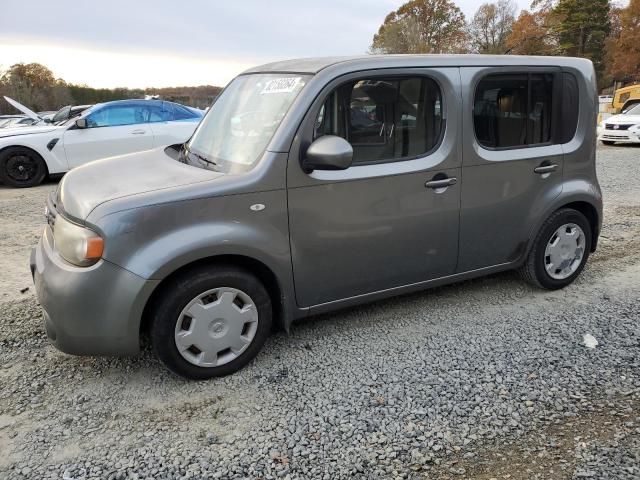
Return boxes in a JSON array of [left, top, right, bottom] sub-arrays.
[[624, 104, 640, 115], [52, 105, 71, 124], [184, 73, 309, 173]]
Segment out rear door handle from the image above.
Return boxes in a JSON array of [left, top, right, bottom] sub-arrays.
[[425, 177, 457, 189], [534, 164, 558, 174], [131, 129, 146, 135]]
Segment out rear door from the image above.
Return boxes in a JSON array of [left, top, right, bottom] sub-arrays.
[[63, 103, 154, 168], [458, 67, 564, 272]]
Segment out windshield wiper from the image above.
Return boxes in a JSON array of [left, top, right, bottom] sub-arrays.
[[182, 144, 219, 169]]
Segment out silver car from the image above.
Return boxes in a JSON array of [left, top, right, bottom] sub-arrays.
[[31, 55, 602, 379]]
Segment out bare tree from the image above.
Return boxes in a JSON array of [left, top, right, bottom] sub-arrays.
[[469, 0, 518, 54]]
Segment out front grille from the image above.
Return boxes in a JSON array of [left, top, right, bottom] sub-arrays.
[[602, 134, 630, 140], [605, 124, 634, 130]]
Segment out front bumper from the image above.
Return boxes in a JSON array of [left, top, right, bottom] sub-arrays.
[[30, 226, 159, 356], [598, 128, 640, 143]]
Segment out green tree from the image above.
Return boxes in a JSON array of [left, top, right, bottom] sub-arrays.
[[552, 0, 610, 84], [470, 0, 518, 54], [371, 0, 467, 54]]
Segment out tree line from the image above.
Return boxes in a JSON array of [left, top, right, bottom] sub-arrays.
[[0, 63, 222, 115], [371, 0, 640, 90]]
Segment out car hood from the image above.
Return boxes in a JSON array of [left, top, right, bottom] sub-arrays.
[[59, 147, 223, 221], [3, 96, 41, 121], [605, 114, 640, 125], [0, 124, 59, 138]]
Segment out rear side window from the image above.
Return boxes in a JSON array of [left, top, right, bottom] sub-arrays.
[[474, 73, 554, 149], [314, 76, 443, 164], [170, 103, 199, 120], [560, 72, 579, 143]]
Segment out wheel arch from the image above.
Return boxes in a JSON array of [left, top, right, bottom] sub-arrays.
[[561, 200, 600, 252], [140, 254, 286, 341], [526, 197, 601, 261]]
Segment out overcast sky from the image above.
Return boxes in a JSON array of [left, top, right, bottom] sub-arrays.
[[1, 0, 532, 89]]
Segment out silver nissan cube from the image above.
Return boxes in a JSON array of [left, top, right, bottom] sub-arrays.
[[31, 55, 602, 379]]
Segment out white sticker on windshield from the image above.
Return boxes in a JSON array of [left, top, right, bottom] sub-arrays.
[[260, 77, 302, 94]]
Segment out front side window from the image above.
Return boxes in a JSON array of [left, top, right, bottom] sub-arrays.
[[185, 74, 309, 173], [314, 76, 443, 164], [474, 73, 553, 149], [86, 104, 147, 127]]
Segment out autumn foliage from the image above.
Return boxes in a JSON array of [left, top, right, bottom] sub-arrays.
[[608, 0, 640, 82], [372, 0, 638, 89], [505, 10, 556, 55]]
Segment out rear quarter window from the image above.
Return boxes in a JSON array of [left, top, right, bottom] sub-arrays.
[[560, 72, 579, 143]]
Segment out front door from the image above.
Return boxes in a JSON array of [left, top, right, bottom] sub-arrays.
[[62, 103, 154, 168], [287, 69, 462, 307]]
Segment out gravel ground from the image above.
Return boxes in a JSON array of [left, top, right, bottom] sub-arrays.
[[0, 145, 639, 479]]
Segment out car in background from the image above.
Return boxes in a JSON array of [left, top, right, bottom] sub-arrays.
[[597, 103, 640, 145], [0, 115, 38, 129], [3, 97, 93, 128], [0, 99, 203, 187]]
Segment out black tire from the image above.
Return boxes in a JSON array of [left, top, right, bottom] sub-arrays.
[[0, 147, 47, 188], [149, 265, 272, 380], [519, 208, 592, 290], [601, 141, 615, 146]]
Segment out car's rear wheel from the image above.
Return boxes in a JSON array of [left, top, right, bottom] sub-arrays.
[[601, 140, 615, 146], [149, 265, 272, 379], [0, 147, 47, 188], [519, 208, 592, 290]]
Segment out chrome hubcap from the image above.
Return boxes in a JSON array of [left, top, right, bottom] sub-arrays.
[[174, 287, 258, 367], [544, 223, 586, 280]]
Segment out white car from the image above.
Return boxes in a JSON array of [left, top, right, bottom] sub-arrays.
[[0, 98, 203, 187], [597, 103, 640, 145]]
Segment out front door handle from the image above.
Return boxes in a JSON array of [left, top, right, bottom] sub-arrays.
[[425, 177, 457, 189], [534, 164, 558, 174], [131, 129, 146, 135]]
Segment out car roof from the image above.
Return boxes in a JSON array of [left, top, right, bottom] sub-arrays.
[[243, 54, 593, 75]]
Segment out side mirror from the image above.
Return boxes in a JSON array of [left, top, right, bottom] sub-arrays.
[[303, 135, 353, 171], [75, 118, 87, 129]]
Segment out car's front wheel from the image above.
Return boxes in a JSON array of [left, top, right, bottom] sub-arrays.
[[149, 265, 272, 379], [519, 208, 592, 290], [0, 147, 48, 188]]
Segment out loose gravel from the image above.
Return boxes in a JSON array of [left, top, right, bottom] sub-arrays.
[[0, 145, 639, 479]]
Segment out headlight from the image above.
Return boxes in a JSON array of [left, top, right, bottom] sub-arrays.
[[53, 215, 104, 266]]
